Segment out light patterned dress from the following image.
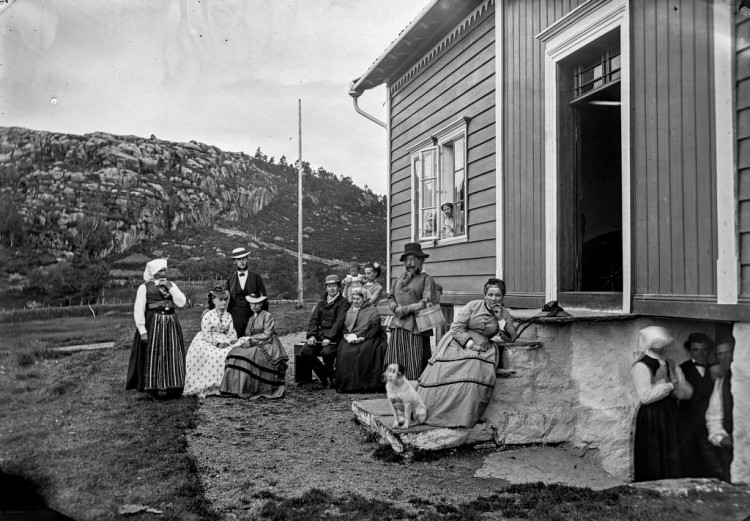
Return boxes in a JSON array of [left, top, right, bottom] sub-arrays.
[[183, 308, 238, 397]]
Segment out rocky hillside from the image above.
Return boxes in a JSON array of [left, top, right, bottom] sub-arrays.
[[0, 127, 387, 301], [0, 127, 283, 258]]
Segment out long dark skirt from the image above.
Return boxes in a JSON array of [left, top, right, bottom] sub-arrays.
[[220, 337, 288, 399], [633, 396, 681, 481], [384, 328, 430, 381], [336, 334, 387, 393], [126, 310, 186, 392]]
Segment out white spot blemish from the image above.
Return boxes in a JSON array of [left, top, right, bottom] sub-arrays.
[[50, 98, 57, 105]]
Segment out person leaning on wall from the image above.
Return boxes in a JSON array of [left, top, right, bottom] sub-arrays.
[[705, 338, 735, 483]]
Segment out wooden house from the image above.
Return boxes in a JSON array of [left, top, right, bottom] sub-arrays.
[[350, 0, 749, 483]]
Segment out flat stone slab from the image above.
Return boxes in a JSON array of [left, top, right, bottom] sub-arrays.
[[50, 341, 115, 352], [475, 446, 625, 490], [352, 398, 493, 454], [629, 477, 746, 497]]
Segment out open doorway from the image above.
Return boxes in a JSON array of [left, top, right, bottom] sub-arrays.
[[558, 29, 623, 296]]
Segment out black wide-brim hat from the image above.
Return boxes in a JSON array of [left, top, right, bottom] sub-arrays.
[[399, 242, 429, 262]]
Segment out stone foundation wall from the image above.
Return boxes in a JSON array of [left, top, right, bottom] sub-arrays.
[[732, 322, 749, 484], [481, 315, 722, 481]]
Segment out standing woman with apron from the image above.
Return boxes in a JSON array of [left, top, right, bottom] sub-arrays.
[[127, 258, 187, 399]]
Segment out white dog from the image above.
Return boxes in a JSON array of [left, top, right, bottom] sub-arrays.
[[384, 363, 427, 429]]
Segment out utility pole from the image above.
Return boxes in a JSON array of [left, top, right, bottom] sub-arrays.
[[297, 99, 304, 308]]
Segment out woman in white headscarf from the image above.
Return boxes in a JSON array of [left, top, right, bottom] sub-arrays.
[[126, 258, 187, 399], [631, 325, 692, 481], [335, 286, 387, 393]]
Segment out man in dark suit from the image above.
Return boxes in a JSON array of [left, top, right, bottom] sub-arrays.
[[224, 247, 267, 336], [301, 274, 350, 388], [678, 332, 723, 478]]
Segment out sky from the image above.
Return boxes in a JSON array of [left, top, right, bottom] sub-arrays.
[[0, 0, 427, 194]]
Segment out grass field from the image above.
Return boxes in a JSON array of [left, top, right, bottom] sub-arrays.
[[2, 303, 749, 520]]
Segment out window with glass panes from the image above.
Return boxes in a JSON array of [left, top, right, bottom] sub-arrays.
[[411, 122, 467, 242]]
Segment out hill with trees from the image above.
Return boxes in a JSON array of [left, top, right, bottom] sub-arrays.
[[0, 127, 386, 307]]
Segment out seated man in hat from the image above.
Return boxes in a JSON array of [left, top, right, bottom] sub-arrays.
[[301, 274, 351, 388], [385, 242, 440, 380], [225, 246, 267, 336]]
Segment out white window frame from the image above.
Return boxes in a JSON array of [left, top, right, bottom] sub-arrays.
[[408, 117, 470, 246]]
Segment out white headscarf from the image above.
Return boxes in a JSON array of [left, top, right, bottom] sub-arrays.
[[143, 258, 168, 282], [633, 325, 673, 365]]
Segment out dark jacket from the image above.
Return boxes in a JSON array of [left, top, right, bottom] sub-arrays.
[[306, 293, 350, 344], [679, 360, 715, 422], [225, 270, 268, 312]]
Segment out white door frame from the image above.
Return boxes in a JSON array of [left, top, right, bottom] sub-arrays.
[[537, 0, 631, 312]]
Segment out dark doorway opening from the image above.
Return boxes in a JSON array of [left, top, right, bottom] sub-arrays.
[[557, 29, 623, 298]]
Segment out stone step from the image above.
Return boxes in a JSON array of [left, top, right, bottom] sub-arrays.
[[352, 398, 493, 455]]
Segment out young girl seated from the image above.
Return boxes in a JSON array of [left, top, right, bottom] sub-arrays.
[[183, 285, 238, 398], [220, 294, 288, 399]]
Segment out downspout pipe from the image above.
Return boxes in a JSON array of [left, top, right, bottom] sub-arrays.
[[349, 83, 390, 285], [349, 84, 387, 129]]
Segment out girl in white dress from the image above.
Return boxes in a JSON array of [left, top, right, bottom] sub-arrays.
[[183, 285, 238, 397]]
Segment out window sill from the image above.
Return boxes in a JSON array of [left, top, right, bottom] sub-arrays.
[[416, 235, 468, 248]]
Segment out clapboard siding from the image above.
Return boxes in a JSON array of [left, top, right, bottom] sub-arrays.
[[387, 6, 496, 294], [632, 0, 716, 297], [739, 13, 750, 298], [502, 0, 585, 295]]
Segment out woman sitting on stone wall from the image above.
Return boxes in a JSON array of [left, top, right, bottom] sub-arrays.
[[183, 285, 238, 398], [335, 287, 387, 393], [417, 278, 517, 427]]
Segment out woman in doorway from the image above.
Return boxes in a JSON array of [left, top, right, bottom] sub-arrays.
[[335, 287, 387, 393], [183, 285, 238, 398], [417, 278, 516, 427], [631, 325, 692, 481], [126, 258, 187, 399]]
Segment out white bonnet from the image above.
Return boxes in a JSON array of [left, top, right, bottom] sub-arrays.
[[143, 258, 168, 282]]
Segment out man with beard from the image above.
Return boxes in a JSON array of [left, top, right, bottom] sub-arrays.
[[385, 242, 440, 380], [225, 247, 267, 336]]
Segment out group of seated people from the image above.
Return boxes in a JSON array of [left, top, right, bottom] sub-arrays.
[[632, 327, 735, 483], [126, 251, 736, 485]]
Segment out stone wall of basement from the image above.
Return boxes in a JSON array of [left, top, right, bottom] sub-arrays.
[[482, 315, 719, 482], [732, 322, 749, 484]]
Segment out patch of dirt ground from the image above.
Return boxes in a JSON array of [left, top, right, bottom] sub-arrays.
[[187, 332, 510, 519]]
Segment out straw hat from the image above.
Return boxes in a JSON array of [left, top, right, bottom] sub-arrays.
[[229, 247, 250, 259], [245, 293, 268, 304]]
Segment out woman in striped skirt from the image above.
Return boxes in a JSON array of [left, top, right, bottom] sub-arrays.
[[385, 243, 441, 380], [126, 258, 187, 399], [417, 278, 517, 428]]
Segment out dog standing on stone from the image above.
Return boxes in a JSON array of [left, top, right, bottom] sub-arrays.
[[384, 363, 427, 429]]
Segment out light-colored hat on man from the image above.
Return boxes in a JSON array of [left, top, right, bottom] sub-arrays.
[[324, 274, 341, 285], [229, 247, 251, 259]]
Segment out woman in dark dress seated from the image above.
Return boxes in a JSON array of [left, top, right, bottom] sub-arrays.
[[335, 287, 387, 393], [631, 325, 692, 481]]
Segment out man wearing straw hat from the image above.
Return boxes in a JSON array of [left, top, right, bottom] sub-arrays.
[[385, 242, 440, 380], [225, 246, 267, 336]]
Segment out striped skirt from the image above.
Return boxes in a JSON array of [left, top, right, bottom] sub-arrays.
[[219, 337, 288, 399], [126, 310, 186, 392], [385, 328, 430, 381], [417, 332, 498, 428]]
